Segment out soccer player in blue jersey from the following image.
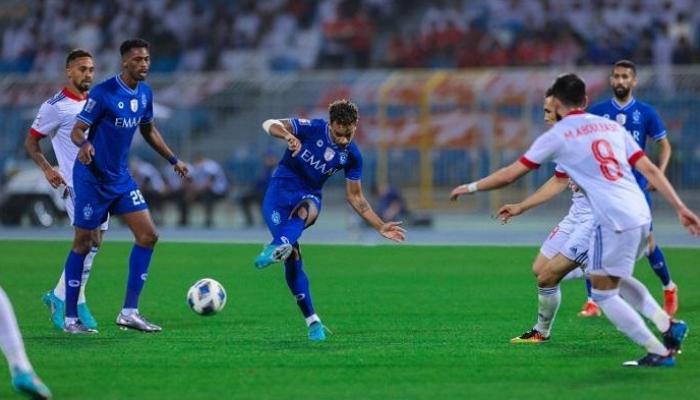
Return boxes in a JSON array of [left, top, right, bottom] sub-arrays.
[[60, 38, 189, 334], [588, 60, 678, 316], [255, 100, 406, 341]]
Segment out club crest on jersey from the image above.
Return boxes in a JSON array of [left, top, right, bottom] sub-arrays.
[[615, 113, 626, 125], [85, 98, 96, 112], [83, 203, 93, 220], [339, 152, 348, 165], [130, 99, 138, 112], [324, 147, 335, 161], [632, 109, 641, 124]]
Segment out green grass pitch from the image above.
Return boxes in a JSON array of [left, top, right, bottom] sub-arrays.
[[0, 240, 698, 399]]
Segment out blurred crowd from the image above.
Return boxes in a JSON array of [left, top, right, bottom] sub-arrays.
[[1, 0, 700, 75]]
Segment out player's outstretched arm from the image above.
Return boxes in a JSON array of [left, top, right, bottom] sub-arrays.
[[345, 179, 405, 242], [647, 137, 672, 191], [450, 160, 531, 201], [71, 120, 95, 165], [139, 121, 188, 177], [497, 175, 569, 223], [262, 119, 301, 156], [24, 133, 66, 188], [635, 155, 700, 235]]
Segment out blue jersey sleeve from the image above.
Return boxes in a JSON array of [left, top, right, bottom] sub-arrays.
[[290, 118, 324, 141], [76, 87, 106, 126], [645, 106, 666, 141], [345, 145, 363, 181], [142, 87, 154, 124]]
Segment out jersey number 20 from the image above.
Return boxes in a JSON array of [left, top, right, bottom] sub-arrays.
[[591, 139, 623, 181]]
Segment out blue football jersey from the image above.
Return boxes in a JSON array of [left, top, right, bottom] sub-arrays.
[[75, 75, 154, 184], [272, 118, 363, 191], [588, 97, 666, 188]]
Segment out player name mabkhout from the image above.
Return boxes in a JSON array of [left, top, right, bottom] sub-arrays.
[[564, 122, 618, 139]]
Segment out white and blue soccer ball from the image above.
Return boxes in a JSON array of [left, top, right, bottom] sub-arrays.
[[187, 278, 227, 316]]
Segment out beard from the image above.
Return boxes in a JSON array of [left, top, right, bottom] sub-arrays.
[[613, 85, 630, 100]]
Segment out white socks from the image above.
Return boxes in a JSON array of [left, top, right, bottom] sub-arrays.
[[592, 288, 668, 356], [534, 286, 561, 337], [619, 277, 670, 332], [0, 287, 33, 373], [121, 308, 138, 316], [55, 246, 98, 302], [305, 314, 321, 327]]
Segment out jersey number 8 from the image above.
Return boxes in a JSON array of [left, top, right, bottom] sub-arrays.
[[592, 139, 623, 182]]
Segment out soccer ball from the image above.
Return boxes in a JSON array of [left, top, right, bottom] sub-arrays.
[[187, 278, 227, 316]]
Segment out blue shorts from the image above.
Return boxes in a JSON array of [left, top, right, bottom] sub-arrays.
[[72, 176, 148, 230], [262, 178, 322, 238]]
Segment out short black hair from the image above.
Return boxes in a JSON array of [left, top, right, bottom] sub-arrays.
[[550, 73, 586, 108], [613, 59, 637, 76], [120, 38, 150, 57], [544, 86, 554, 98], [65, 49, 92, 67], [328, 99, 359, 125]]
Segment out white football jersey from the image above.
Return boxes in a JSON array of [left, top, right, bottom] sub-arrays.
[[30, 88, 87, 187], [554, 164, 592, 219], [522, 111, 650, 231]]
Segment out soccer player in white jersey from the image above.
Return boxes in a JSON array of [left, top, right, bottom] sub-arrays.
[[451, 74, 699, 366], [0, 286, 52, 398], [501, 89, 683, 349], [25, 49, 104, 331]]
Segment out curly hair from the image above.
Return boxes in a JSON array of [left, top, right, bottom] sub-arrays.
[[328, 99, 359, 125]]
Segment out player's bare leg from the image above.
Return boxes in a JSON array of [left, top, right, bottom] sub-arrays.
[[512, 253, 578, 343], [116, 210, 162, 332]]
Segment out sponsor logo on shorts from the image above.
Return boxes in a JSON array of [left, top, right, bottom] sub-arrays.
[[271, 210, 281, 225], [68, 280, 81, 288], [140, 273, 148, 281]]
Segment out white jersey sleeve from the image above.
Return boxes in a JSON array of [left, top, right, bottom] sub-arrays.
[[520, 130, 561, 168], [30, 102, 61, 138]]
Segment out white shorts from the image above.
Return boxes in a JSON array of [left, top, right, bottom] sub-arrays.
[[64, 186, 109, 231], [540, 212, 593, 265], [588, 223, 650, 278]]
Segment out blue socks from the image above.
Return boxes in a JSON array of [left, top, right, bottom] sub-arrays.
[[123, 244, 154, 309], [585, 278, 593, 300], [284, 251, 315, 318], [647, 245, 671, 286], [274, 216, 305, 246], [64, 251, 88, 318]]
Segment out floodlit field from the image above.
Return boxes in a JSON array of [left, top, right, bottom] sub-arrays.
[[1, 240, 698, 399]]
